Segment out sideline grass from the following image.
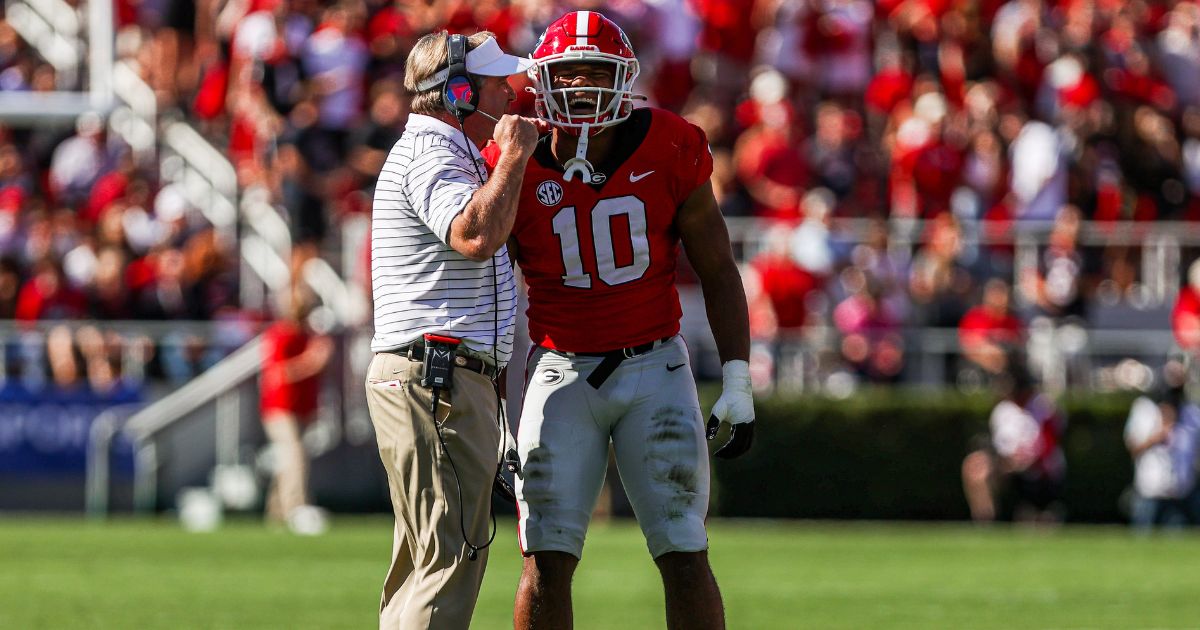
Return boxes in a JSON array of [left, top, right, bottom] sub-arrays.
[[1, 516, 1198, 629]]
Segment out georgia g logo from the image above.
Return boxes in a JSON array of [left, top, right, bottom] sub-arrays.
[[446, 76, 473, 105], [538, 368, 564, 385], [536, 180, 564, 206]]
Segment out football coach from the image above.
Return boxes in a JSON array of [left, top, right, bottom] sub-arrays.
[[364, 31, 543, 629]]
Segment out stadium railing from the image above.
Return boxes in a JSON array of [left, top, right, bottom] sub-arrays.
[[726, 324, 1181, 394], [2, 0, 112, 121], [5, 0, 81, 88], [85, 334, 265, 516], [159, 121, 239, 252], [111, 60, 157, 162], [84, 402, 148, 517], [0, 319, 258, 390], [725, 217, 1196, 307]]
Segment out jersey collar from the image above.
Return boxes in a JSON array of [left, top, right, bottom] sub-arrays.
[[534, 108, 652, 190]]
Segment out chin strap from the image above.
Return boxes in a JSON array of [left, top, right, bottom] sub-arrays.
[[562, 123, 594, 183]]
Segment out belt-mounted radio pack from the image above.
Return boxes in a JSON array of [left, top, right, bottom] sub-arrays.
[[421, 333, 462, 397]]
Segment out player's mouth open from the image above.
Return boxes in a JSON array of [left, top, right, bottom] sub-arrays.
[[568, 97, 597, 114]]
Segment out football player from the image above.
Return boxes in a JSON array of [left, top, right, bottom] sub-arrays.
[[483, 11, 755, 630]]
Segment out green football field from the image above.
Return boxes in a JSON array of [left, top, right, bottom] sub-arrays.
[[1, 516, 1198, 629]]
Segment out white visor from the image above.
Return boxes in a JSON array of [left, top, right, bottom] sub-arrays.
[[416, 37, 536, 90]]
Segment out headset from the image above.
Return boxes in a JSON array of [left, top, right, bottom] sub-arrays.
[[442, 34, 479, 122]]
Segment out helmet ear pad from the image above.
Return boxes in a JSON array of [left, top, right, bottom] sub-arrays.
[[442, 34, 479, 121]]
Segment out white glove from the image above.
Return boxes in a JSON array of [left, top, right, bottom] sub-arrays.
[[706, 360, 756, 459]]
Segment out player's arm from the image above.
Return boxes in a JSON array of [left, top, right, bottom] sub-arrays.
[[677, 180, 755, 459], [677, 180, 750, 364]]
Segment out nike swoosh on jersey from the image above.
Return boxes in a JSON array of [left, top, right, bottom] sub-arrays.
[[666, 363, 686, 372], [629, 170, 655, 183]]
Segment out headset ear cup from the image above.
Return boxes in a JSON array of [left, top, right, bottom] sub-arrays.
[[443, 73, 479, 121], [442, 34, 478, 121]]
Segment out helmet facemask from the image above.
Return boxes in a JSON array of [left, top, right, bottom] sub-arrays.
[[528, 11, 641, 182], [529, 53, 640, 137]]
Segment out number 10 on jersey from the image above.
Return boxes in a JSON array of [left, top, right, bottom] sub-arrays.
[[551, 195, 650, 288]]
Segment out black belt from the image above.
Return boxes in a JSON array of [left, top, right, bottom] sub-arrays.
[[572, 337, 672, 389], [390, 342, 500, 380]]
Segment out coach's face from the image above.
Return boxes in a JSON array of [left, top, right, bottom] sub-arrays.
[[468, 74, 516, 134]]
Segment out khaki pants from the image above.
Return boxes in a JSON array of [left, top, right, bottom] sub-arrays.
[[264, 413, 309, 523], [365, 352, 501, 630]]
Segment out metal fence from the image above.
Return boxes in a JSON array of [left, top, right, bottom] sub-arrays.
[[726, 217, 1199, 308], [0, 320, 260, 395], [731, 325, 1184, 396]]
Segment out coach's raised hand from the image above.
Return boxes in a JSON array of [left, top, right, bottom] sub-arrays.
[[706, 359, 755, 459], [493, 114, 545, 157], [451, 114, 543, 261]]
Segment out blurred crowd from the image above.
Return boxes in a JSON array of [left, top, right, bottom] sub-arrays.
[[4, 0, 1200, 391], [0, 13, 250, 396]]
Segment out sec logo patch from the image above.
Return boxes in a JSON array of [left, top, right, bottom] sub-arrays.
[[536, 180, 563, 206]]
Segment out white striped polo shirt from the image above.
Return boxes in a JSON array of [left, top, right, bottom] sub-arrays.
[[370, 113, 516, 366]]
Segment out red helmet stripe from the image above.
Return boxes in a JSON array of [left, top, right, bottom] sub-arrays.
[[575, 10, 590, 47]]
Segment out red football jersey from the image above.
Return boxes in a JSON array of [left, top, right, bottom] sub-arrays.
[[484, 108, 713, 352]]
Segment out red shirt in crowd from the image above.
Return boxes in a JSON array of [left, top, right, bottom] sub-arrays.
[[741, 133, 808, 221], [1172, 286, 1200, 353], [83, 169, 129, 225], [192, 60, 229, 121], [0, 184, 24, 216], [958, 305, 1023, 349], [261, 321, 322, 419], [1104, 67, 1176, 110], [912, 141, 964, 217], [692, 0, 758, 62], [751, 253, 820, 330], [14, 271, 87, 321], [864, 67, 913, 115], [368, 4, 412, 44]]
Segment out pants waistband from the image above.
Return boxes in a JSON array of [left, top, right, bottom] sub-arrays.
[[564, 336, 674, 360], [384, 341, 499, 380]]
